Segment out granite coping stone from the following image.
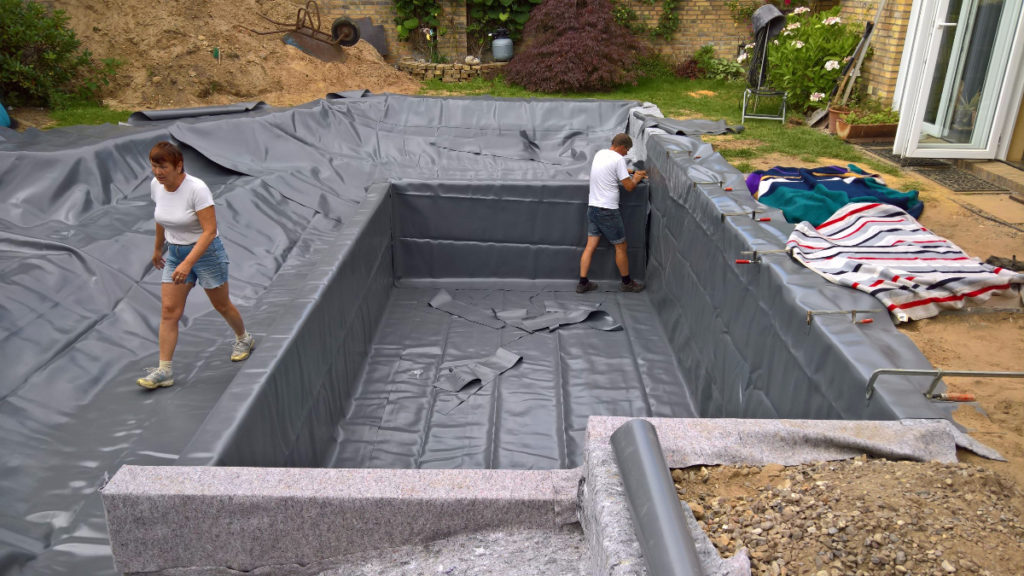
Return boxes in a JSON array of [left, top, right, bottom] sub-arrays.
[[102, 417, 997, 575], [102, 467, 580, 574]]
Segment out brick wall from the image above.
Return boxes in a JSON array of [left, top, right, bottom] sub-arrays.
[[838, 0, 912, 105], [624, 0, 751, 61]]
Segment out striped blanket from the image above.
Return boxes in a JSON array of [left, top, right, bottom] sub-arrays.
[[787, 203, 1024, 322]]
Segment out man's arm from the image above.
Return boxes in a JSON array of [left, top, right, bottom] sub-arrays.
[[619, 170, 647, 192]]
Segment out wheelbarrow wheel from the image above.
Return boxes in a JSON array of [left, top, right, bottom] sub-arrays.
[[331, 18, 360, 47]]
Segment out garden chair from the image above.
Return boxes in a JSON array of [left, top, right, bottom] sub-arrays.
[[742, 4, 788, 123]]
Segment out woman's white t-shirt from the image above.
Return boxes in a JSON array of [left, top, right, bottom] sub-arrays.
[[588, 148, 630, 209], [151, 174, 218, 245]]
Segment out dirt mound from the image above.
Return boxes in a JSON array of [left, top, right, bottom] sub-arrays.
[[53, 0, 420, 110]]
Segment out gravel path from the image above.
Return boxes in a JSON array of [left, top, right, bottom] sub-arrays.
[[675, 457, 1024, 575]]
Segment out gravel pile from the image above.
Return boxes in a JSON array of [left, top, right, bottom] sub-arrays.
[[673, 457, 1024, 575]]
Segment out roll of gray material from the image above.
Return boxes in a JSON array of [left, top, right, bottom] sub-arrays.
[[127, 101, 268, 122], [610, 419, 704, 576]]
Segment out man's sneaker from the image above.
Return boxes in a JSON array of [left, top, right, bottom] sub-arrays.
[[137, 367, 174, 390], [621, 279, 645, 292], [231, 331, 255, 362], [576, 281, 599, 294]]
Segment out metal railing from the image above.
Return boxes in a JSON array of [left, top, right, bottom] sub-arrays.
[[866, 368, 1024, 400]]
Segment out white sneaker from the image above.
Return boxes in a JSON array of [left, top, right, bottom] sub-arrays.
[[231, 332, 255, 362], [137, 366, 174, 389]]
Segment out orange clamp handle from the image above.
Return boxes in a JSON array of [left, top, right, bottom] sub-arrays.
[[934, 392, 976, 402]]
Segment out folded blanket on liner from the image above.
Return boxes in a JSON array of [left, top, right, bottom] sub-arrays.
[[746, 165, 923, 226], [786, 202, 1024, 322]]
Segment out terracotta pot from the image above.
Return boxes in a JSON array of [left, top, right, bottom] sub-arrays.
[[835, 118, 898, 143], [827, 106, 849, 135]]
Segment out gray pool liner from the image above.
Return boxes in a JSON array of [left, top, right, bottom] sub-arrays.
[[1, 94, 969, 574]]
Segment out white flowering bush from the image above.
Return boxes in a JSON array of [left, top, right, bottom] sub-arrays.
[[740, 6, 861, 113]]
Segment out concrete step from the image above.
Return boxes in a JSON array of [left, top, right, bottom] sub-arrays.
[[960, 160, 1024, 203]]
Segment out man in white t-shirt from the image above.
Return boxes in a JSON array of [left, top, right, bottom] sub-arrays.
[[577, 133, 647, 293]]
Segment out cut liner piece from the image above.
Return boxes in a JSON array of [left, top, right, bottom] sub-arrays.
[[429, 289, 506, 329]]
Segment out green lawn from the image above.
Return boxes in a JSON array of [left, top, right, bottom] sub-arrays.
[[50, 106, 132, 127]]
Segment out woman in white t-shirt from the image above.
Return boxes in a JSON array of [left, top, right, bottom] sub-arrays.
[[136, 141, 255, 389]]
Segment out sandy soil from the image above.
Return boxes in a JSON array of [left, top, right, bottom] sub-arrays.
[[51, 0, 420, 110]]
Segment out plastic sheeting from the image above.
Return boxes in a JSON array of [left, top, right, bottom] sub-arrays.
[[642, 132, 949, 420], [0, 94, 635, 575], [0, 93, 952, 575], [327, 286, 695, 469]]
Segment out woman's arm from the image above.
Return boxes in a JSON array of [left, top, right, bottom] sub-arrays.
[[170, 206, 217, 284], [152, 223, 166, 269]]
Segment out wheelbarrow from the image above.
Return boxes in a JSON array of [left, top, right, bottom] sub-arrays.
[[241, 0, 360, 62]]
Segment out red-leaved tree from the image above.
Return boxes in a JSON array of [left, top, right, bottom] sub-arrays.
[[504, 0, 646, 93]]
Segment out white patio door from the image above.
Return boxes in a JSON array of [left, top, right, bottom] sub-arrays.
[[894, 0, 1024, 159]]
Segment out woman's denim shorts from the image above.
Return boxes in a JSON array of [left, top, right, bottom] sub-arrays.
[[587, 206, 626, 244], [162, 236, 230, 289]]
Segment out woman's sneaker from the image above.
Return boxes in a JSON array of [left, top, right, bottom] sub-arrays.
[[137, 367, 174, 390], [231, 332, 256, 362]]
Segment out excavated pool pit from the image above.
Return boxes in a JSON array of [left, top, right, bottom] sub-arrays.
[[0, 95, 965, 575], [103, 133, 960, 573]]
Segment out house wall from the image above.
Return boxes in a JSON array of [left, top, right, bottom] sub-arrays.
[[838, 0, 913, 106], [1009, 96, 1024, 163]]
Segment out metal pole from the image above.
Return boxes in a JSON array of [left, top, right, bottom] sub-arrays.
[[866, 368, 1024, 399], [611, 419, 704, 576]]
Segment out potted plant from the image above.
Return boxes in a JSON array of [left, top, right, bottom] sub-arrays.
[[835, 107, 900, 142], [827, 104, 850, 135]]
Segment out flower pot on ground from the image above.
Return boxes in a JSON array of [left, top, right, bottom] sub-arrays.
[[827, 105, 850, 135], [835, 108, 900, 143]]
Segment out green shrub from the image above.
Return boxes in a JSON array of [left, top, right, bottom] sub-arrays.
[[504, 0, 645, 93], [693, 44, 744, 81], [842, 107, 900, 125], [740, 6, 861, 113], [0, 0, 119, 108], [634, 52, 676, 81]]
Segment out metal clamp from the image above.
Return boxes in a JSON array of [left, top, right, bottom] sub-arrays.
[[865, 368, 1024, 400], [735, 249, 787, 264], [721, 210, 773, 223], [806, 309, 878, 325]]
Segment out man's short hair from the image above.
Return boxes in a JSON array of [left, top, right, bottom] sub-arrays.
[[612, 133, 632, 149]]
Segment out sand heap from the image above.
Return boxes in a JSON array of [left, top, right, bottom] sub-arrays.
[[53, 0, 420, 110]]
